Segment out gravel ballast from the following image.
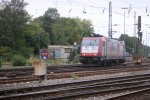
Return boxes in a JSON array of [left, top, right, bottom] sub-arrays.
[[1, 69, 150, 91]]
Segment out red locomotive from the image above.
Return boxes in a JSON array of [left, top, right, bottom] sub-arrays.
[[80, 35, 126, 65]]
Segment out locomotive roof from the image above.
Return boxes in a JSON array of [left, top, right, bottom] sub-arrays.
[[82, 37, 124, 43]]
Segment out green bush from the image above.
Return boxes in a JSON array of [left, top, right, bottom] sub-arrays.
[[12, 54, 26, 66], [68, 50, 79, 63], [0, 46, 13, 61], [0, 60, 2, 67]]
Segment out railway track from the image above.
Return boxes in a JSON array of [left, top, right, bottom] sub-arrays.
[[1, 74, 150, 100], [0, 64, 84, 77], [1, 62, 150, 84], [106, 88, 150, 100], [0, 61, 143, 78]]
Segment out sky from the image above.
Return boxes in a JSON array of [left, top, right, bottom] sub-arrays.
[[25, 0, 150, 46]]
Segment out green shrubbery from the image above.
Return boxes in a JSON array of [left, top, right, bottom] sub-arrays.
[[0, 46, 13, 61], [12, 54, 26, 66], [0, 60, 1, 67], [68, 50, 79, 63]]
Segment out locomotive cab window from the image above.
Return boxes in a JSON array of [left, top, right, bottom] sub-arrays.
[[82, 39, 98, 46]]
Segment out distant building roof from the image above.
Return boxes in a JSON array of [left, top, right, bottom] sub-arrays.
[[48, 45, 75, 49]]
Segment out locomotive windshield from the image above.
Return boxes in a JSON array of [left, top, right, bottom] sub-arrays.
[[82, 39, 98, 46]]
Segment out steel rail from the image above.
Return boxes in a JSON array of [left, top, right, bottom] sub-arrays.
[[1, 63, 150, 84], [1, 73, 150, 96], [1, 74, 150, 99], [106, 88, 150, 100]]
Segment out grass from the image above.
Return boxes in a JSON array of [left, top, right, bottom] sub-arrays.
[[71, 74, 79, 79]]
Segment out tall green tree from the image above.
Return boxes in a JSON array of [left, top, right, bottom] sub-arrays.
[[119, 34, 138, 54], [0, 0, 30, 57], [24, 21, 49, 55], [119, 34, 150, 57], [80, 19, 94, 37], [35, 8, 60, 44], [52, 17, 93, 45]]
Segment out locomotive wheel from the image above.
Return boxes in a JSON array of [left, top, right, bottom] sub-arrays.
[[81, 61, 87, 64], [101, 61, 105, 66], [109, 60, 112, 66]]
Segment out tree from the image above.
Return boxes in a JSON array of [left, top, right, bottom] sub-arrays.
[[80, 19, 94, 37], [35, 8, 94, 45], [119, 34, 138, 54], [36, 8, 60, 44], [0, 0, 30, 57], [24, 21, 49, 56], [52, 17, 94, 45]]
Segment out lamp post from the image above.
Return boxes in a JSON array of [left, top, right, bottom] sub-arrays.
[[121, 7, 128, 41]]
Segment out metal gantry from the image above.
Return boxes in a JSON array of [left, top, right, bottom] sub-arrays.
[[108, 1, 112, 39]]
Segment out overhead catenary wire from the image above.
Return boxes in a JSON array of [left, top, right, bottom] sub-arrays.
[[25, 1, 150, 20], [23, 0, 150, 18]]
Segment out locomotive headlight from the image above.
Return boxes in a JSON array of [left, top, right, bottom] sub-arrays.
[[94, 54, 97, 56]]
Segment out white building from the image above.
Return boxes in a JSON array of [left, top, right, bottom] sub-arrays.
[[48, 45, 75, 62]]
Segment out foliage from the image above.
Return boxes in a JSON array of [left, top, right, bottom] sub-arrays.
[[49, 59, 66, 65], [119, 34, 150, 57], [142, 45, 150, 57], [35, 8, 59, 44], [19, 47, 34, 58], [31, 57, 41, 63], [24, 21, 49, 55], [0, 46, 13, 61], [71, 74, 79, 79], [119, 34, 138, 54], [68, 49, 79, 63], [0, 1, 94, 59], [36, 8, 93, 45], [12, 54, 26, 66], [26, 55, 41, 66], [0, 60, 1, 67], [0, 0, 31, 57], [52, 17, 94, 45], [81, 19, 94, 37]]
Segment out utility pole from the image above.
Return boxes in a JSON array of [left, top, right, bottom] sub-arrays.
[[121, 7, 128, 41], [133, 11, 136, 57], [108, 1, 112, 39]]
